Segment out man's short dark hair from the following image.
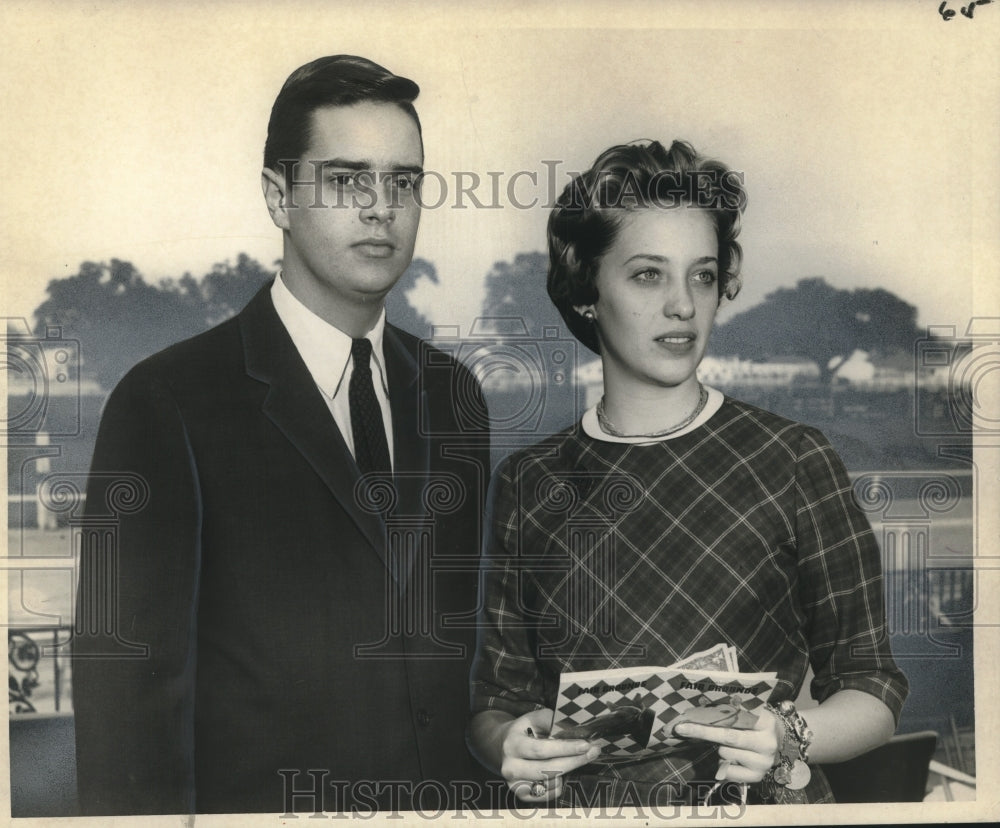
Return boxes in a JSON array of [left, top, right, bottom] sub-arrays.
[[263, 54, 422, 179]]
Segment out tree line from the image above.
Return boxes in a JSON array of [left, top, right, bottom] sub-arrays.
[[30, 251, 925, 393]]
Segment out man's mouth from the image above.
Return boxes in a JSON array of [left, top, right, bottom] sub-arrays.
[[353, 239, 395, 258]]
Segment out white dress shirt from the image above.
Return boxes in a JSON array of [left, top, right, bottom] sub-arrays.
[[271, 274, 394, 467]]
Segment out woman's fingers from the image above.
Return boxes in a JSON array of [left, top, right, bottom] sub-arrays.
[[499, 709, 602, 799], [674, 707, 779, 756], [715, 758, 768, 784], [674, 722, 767, 750], [522, 707, 557, 735], [503, 713, 594, 761], [513, 729, 594, 760], [510, 774, 561, 802], [676, 709, 782, 785], [501, 744, 602, 780], [718, 745, 774, 774], [504, 744, 601, 802]]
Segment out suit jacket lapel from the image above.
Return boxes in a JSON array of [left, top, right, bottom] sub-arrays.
[[238, 286, 389, 564], [383, 324, 430, 590]]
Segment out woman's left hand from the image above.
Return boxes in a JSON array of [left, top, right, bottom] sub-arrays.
[[673, 706, 783, 783]]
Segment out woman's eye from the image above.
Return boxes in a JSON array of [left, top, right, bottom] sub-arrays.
[[633, 269, 659, 282], [692, 269, 718, 284]]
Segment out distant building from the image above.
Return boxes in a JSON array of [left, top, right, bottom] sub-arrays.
[[698, 355, 819, 387], [574, 359, 604, 408]]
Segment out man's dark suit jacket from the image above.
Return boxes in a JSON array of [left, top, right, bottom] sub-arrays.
[[72, 285, 495, 815]]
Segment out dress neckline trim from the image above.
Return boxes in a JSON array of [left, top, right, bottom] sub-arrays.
[[580, 386, 725, 444]]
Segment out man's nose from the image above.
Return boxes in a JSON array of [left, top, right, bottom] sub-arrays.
[[360, 176, 397, 223]]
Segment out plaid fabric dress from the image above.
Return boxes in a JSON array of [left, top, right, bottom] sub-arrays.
[[471, 396, 908, 805]]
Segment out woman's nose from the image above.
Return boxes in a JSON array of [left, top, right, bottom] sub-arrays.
[[662, 282, 695, 319]]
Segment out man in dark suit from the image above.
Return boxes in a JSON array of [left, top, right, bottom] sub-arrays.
[[72, 55, 494, 815]]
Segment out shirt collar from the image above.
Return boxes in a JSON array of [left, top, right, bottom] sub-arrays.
[[271, 273, 389, 399]]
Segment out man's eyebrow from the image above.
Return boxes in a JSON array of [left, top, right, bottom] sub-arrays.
[[318, 158, 424, 174]]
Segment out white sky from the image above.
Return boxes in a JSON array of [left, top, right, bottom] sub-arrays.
[[1, 1, 997, 336]]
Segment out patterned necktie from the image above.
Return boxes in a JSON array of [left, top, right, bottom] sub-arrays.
[[349, 337, 391, 475]]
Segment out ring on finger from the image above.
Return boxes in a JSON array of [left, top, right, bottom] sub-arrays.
[[530, 780, 547, 798]]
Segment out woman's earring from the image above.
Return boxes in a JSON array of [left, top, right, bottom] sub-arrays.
[[582, 309, 596, 321]]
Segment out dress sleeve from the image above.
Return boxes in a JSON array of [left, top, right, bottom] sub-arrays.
[[794, 428, 908, 725], [470, 458, 549, 719], [72, 366, 201, 814]]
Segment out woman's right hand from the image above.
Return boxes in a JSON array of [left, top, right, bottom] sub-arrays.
[[498, 708, 602, 801]]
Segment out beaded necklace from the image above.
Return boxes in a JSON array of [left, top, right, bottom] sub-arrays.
[[596, 383, 709, 439]]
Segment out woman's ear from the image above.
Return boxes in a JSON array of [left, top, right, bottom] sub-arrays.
[[261, 168, 290, 230]]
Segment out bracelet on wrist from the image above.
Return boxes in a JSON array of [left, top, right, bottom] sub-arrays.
[[762, 701, 813, 793], [777, 699, 814, 762]]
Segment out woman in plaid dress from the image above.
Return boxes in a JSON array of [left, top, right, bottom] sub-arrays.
[[469, 140, 907, 806]]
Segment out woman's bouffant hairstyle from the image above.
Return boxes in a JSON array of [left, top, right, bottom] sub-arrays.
[[546, 140, 747, 353]]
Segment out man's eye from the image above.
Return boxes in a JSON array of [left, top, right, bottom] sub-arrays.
[[390, 174, 415, 191], [329, 172, 375, 188]]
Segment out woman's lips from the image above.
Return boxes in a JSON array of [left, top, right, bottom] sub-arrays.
[[654, 332, 696, 351]]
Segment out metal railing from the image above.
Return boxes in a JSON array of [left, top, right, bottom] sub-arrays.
[[8, 625, 73, 714]]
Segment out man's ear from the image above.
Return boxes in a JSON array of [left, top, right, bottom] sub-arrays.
[[261, 167, 290, 230]]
